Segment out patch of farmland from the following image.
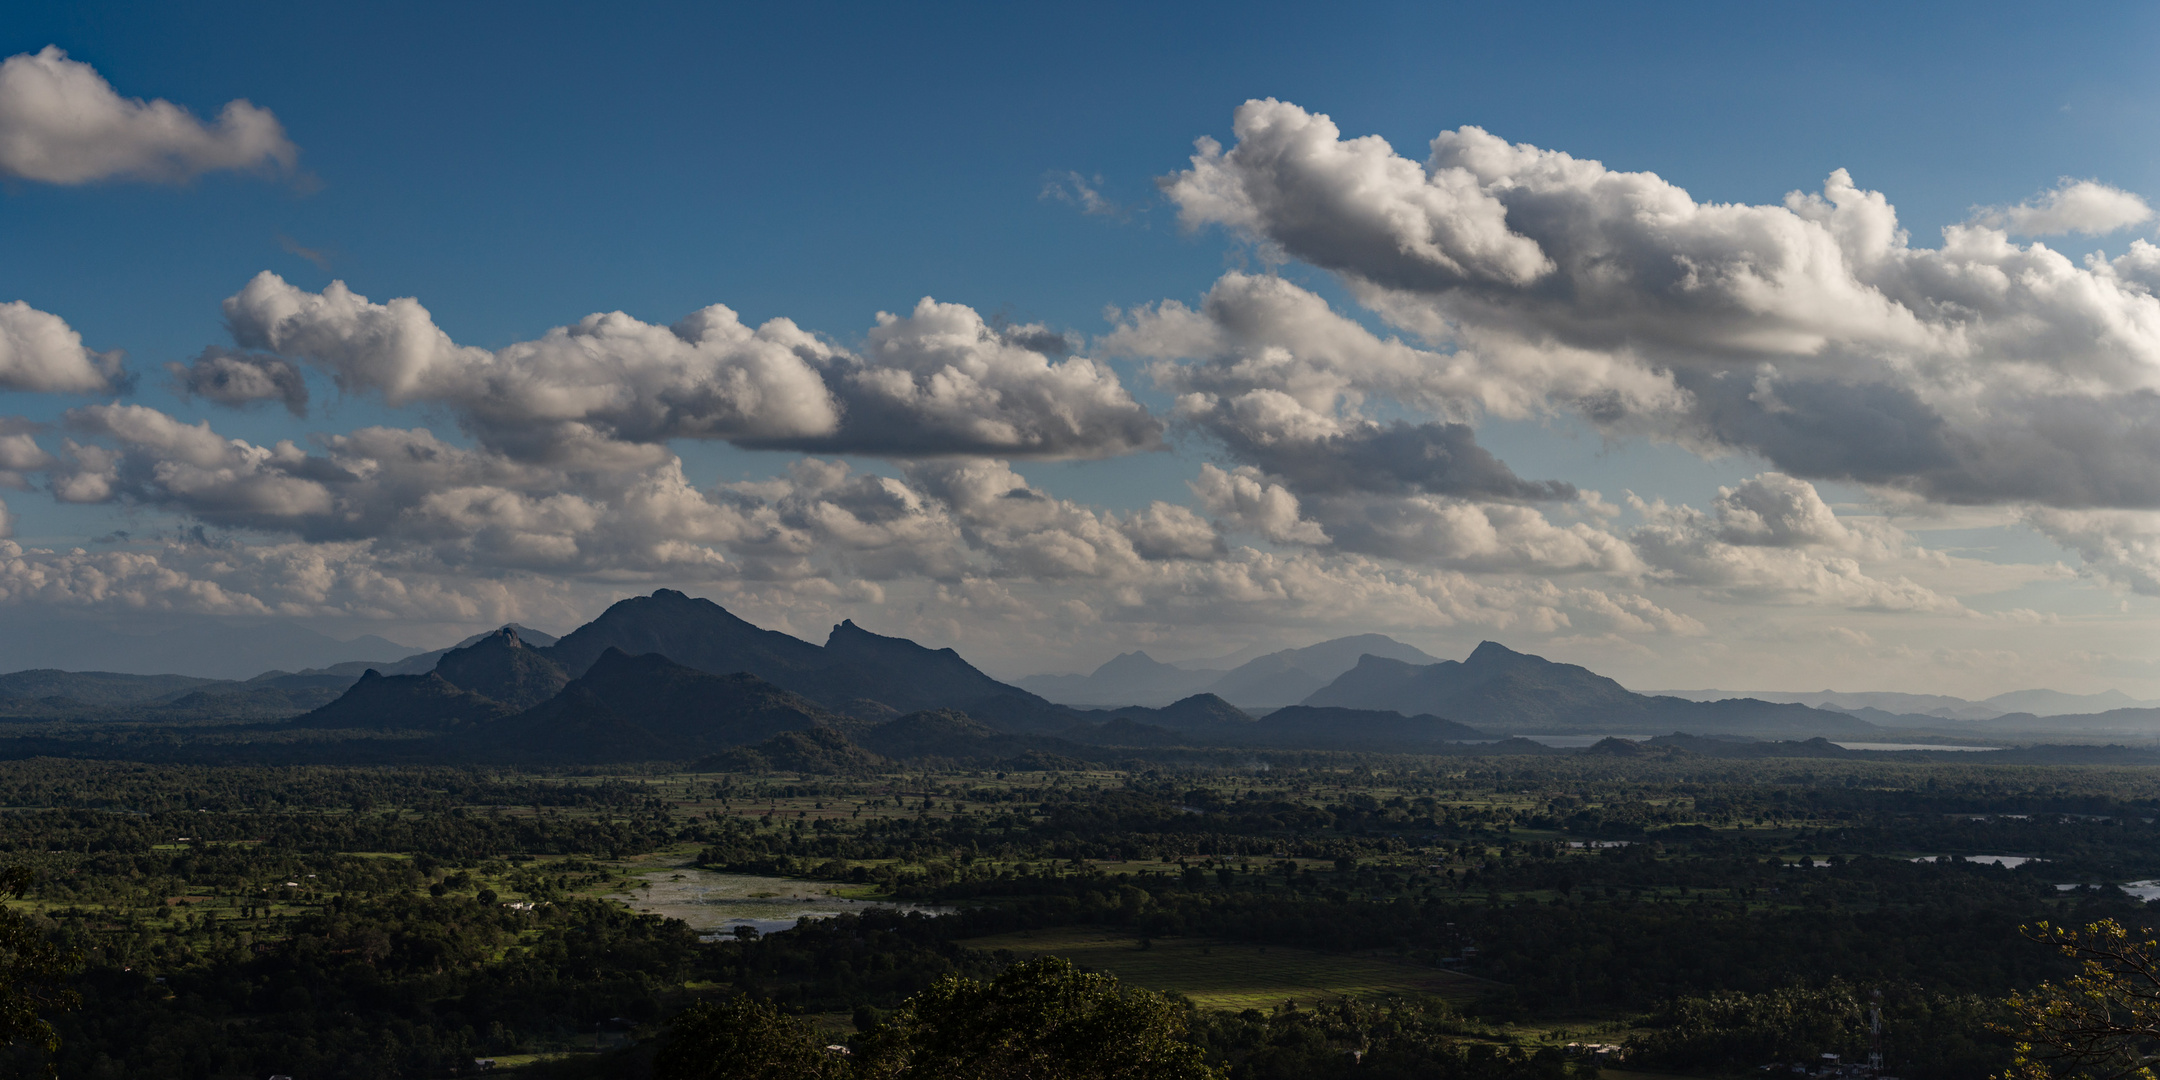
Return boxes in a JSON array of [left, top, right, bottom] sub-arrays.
[[962, 926, 1487, 1011]]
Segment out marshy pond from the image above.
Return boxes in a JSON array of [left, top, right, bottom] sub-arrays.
[[611, 867, 951, 937]]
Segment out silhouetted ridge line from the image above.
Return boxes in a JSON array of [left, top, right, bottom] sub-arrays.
[[1304, 641, 1877, 738], [451, 648, 840, 763]]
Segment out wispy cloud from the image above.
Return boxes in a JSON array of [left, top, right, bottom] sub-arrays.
[[1040, 170, 1128, 220], [277, 232, 332, 270]]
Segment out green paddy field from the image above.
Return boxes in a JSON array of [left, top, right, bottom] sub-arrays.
[[962, 926, 1489, 1011]]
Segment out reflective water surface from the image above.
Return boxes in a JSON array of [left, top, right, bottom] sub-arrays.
[[611, 867, 952, 938], [1835, 742, 2000, 751], [1909, 855, 2040, 867]]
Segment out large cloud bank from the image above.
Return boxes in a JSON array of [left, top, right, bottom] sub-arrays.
[[7, 97, 2158, 672], [1160, 99, 2160, 510], [0, 397, 1715, 655], [223, 274, 1161, 464]]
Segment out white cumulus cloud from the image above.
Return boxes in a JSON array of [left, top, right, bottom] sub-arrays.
[[760, 297, 1163, 459], [0, 46, 296, 184], [1161, 100, 2160, 510], [2025, 508, 2160, 596], [1975, 178, 2154, 237], [0, 300, 123, 392], [224, 274, 1159, 463], [1192, 463, 1329, 546], [1629, 474, 1961, 612], [0, 419, 52, 489]]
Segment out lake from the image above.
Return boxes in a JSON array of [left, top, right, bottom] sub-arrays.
[[611, 867, 952, 937], [1836, 742, 2001, 751], [1516, 736, 2001, 751], [2055, 881, 2160, 900]]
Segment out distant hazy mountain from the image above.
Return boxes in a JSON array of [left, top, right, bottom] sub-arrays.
[[158, 672, 362, 716], [0, 618, 420, 680], [1755, 701, 2160, 745], [1306, 642, 1876, 738], [1169, 641, 1282, 671], [1652, 689, 2007, 721], [314, 624, 564, 680], [1982, 688, 2157, 716], [1017, 652, 1216, 705], [0, 670, 222, 705], [1053, 694, 1494, 752], [1962, 706, 2160, 739], [0, 668, 361, 718], [310, 655, 440, 678], [1242, 705, 1486, 750], [1086, 693, 1255, 734], [1019, 633, 1439, 707], [1199, 634, 1435, 706], [1652, 686, 2160, 720]]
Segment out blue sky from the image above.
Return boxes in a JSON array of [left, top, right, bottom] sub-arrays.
[[5, 1, 2160, 695], [16, 2, 2158, 359]]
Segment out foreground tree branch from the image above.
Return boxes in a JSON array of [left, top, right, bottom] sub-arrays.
[[0, 865, 82, 1078], [2002, 919, 2160, 1080]]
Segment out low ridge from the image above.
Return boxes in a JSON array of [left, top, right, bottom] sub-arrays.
[[289, 670, 512, 731], [1304, 642, 1875, 738]]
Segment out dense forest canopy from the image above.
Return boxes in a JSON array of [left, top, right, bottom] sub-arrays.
[[0, 753, 2150, 1077]]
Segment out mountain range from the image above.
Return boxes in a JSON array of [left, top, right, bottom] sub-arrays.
[[1299, 642, 1879, 738], [282, 591, 1096, 760], [21, 586, 2160, 764], [268, 591, 1897, 762], [1018, 634, 1441, 707], [287, 614, 1128, 766], [0, 667, 377, 719]]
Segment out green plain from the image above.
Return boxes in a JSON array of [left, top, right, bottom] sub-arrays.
[[963, 926, 1487, 1011]]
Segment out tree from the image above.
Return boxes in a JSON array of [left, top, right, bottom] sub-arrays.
[[653, 994, 848, 1080], [2002, 919, 2160, 1080], [855, 956, 1222, 1080], [1628, 982, 1867, 1069], [0, 865, 81, 1078]]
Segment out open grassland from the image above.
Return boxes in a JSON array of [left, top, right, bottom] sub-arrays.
[[963, 925, 1487, 1010], [1600, 1070, 1730, 1080]]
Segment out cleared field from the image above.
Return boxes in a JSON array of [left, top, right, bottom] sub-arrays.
[[962, 927, 1487, 1011]]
